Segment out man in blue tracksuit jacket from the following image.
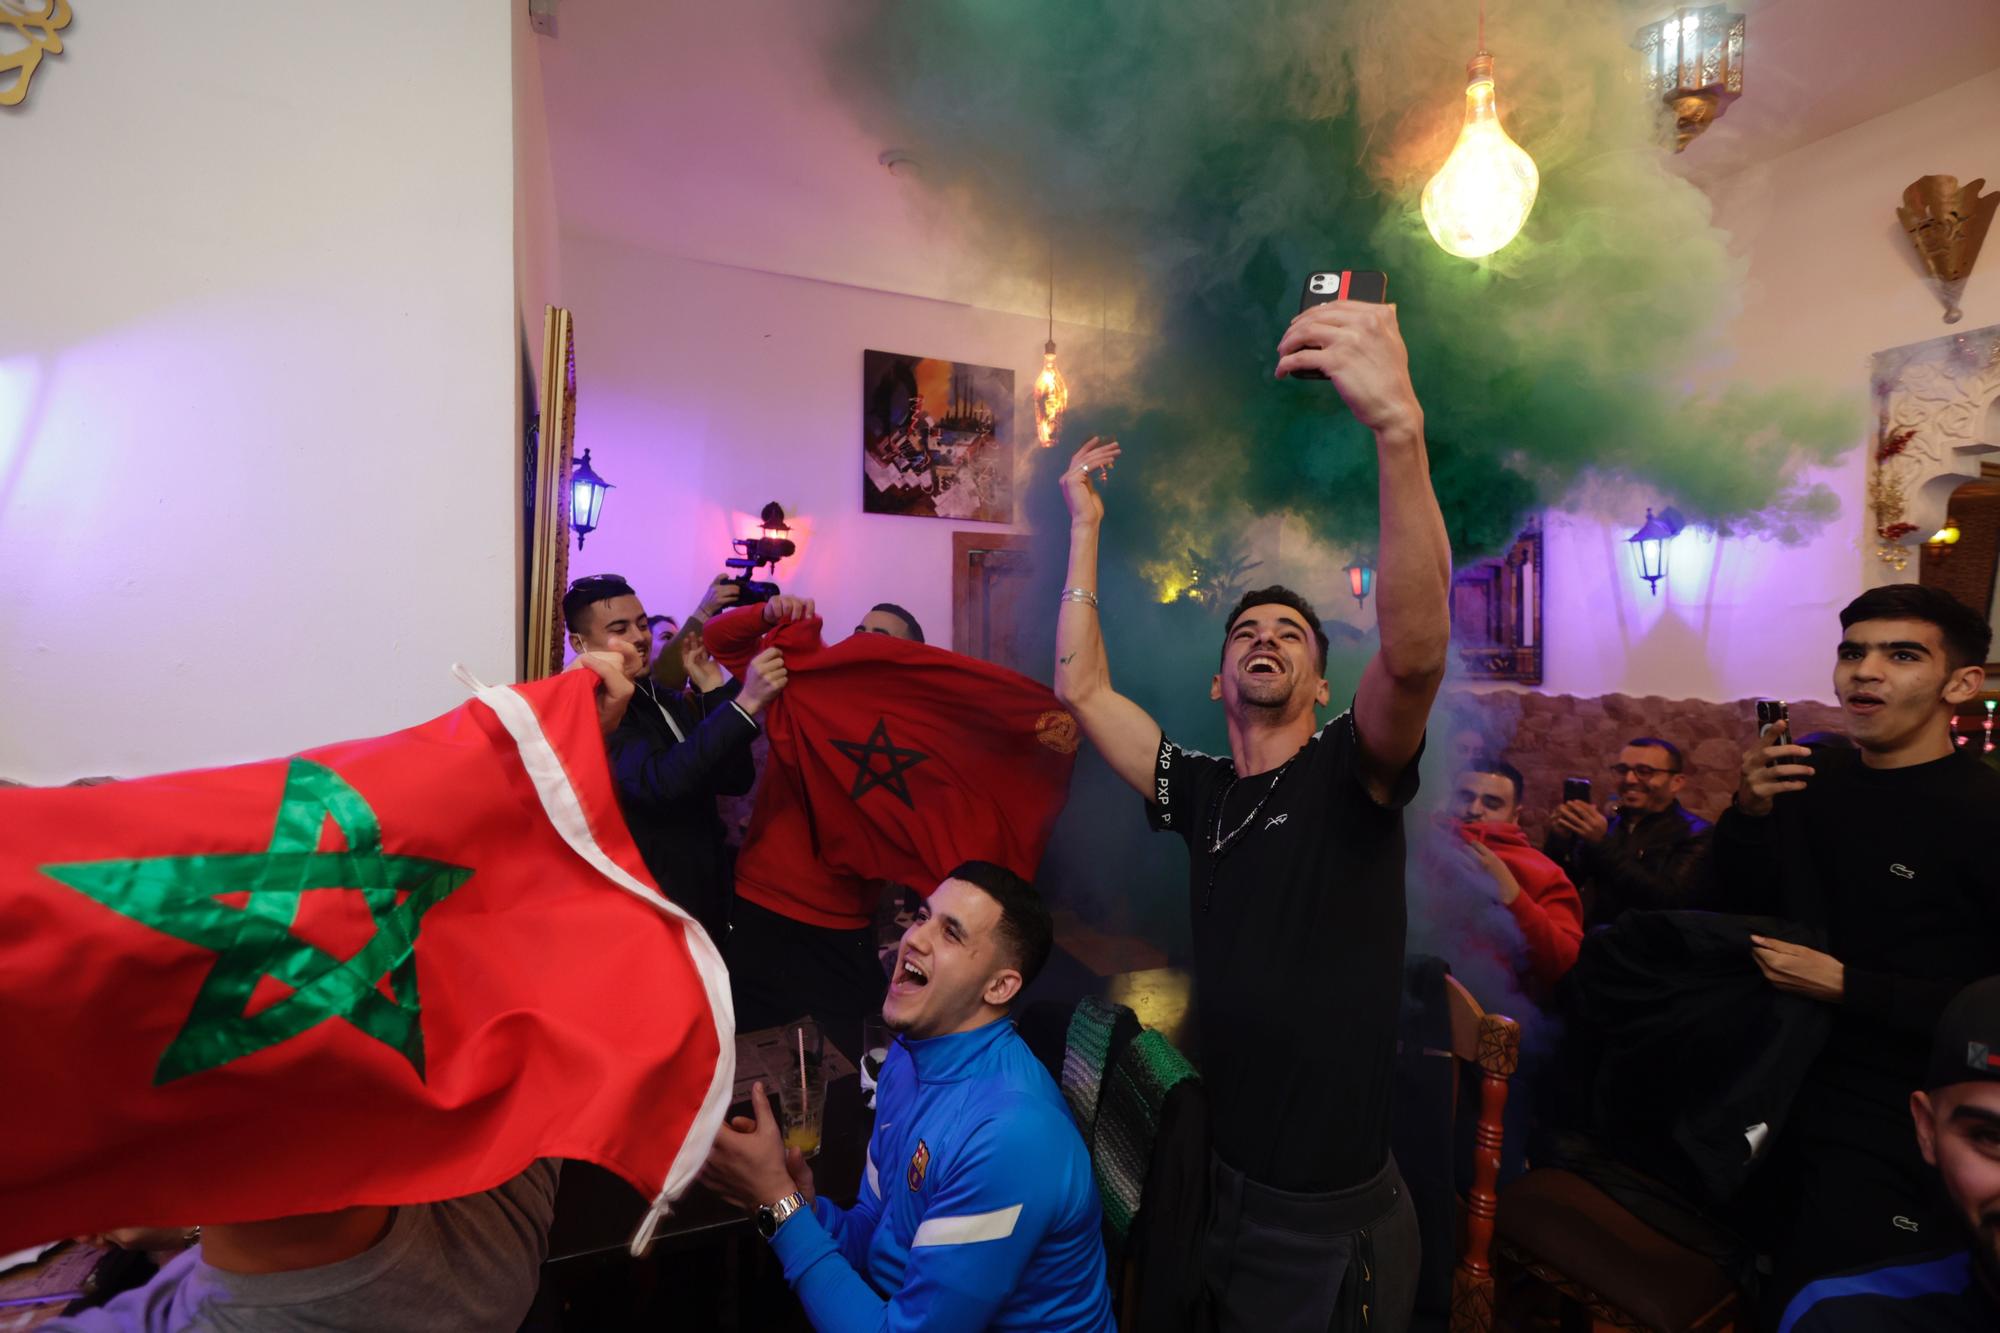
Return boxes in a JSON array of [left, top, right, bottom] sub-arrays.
[[1778, 975, 2000, 1331], [703, 860, 1116, 1332]]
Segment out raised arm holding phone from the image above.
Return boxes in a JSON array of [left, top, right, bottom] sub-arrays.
[[1052, 288, 1451, 1333]]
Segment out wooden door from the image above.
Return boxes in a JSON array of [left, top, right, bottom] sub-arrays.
[[952, 531, 1034, 672]]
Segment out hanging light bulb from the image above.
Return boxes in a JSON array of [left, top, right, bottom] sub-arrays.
[[1421, 4, 1539, 261], [1034, 340, 1068, 448], [1033, 240, 1068, 448]]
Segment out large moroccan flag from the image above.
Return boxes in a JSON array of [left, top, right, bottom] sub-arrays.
[[704, 607, 1078, 927], [0, 669, 731, 1254]]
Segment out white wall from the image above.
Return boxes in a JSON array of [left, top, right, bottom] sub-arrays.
[[1534, 67, 2000, 704], [556, 231, 1100, 646], [0, 4, 519, 784]]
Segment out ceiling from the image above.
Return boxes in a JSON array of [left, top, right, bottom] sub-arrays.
[[535, 0, 2000, 312]]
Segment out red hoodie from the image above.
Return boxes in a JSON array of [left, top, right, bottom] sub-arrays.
[[1462, 821, 1584, 991], [704, 606, 1078, 929]]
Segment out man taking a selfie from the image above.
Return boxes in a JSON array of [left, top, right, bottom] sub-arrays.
[[1052, 297, 1452, 1333]]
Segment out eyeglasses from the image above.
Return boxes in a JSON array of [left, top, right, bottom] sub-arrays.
[[1609, 763, 1680, 780], [567, 573, 628, 591]]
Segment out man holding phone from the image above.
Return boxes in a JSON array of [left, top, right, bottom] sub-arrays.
[[1052, 292, 1452, 1333], [1544, 736, 1714, 928], [1715, 583, 2000, 1317]]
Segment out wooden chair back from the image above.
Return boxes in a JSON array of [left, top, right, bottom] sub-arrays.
[[1443, 973, 1520, 1333]]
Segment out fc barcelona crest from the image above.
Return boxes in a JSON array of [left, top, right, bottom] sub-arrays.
[[908, 1139, 930, 1191]]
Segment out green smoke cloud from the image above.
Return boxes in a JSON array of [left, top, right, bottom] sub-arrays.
[[818, 1, 1861, 945], [824, 0, 1858, 556]]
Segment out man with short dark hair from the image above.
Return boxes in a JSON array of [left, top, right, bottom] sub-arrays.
[[702, 863, 1115, 1332], [1778, 975, 2000, 1330], [1545, 734, 1714, 928], [1052, 297, 1451, 1332], [564, 574, 788, 939], [1719, 583, 2000, 1313], [1451, 756, 1584, 992], [855, 603, 925, 644]]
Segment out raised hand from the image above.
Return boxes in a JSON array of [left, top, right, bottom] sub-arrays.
[[569, 641, 640, 734], [1275, 301, 1422, 439], [680, 633, 724, 694], [738, 646, 789, 715], [1059, 436, 1122, 528], [762, 595, 817, 625], [698, 575, 742, 619], [1735, 720, 1814, 817]]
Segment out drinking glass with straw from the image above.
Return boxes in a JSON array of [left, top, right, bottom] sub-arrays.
[[774, 1019, 826, 1160]]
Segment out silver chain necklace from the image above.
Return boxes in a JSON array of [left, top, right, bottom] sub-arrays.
[[1207, 756, 1298, 856]]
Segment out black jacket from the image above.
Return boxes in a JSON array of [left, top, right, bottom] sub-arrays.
[[1546, 800, 1715, 928], [607, 679, 758, 940], [1552, 910, 1831, 1206]]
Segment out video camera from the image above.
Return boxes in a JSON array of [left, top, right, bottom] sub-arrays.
[[723, 501, 796, 607]]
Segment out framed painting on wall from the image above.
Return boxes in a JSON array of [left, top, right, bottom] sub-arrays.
[[862, 349, 1014, 523]]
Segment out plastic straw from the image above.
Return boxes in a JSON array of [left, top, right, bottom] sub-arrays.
[[798, 1028, 809, 1120]]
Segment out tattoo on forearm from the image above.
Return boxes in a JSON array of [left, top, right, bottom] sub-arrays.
[[1060, 653, 1078, 665]]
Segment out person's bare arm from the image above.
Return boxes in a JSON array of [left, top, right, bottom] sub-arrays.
[[1277, 302, 1450, 801], [1052, 436, 1165, 800]]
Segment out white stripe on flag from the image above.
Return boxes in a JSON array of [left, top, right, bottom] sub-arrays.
[[452, 668, 736, 1256], [910, 1204, 1023, 1248]]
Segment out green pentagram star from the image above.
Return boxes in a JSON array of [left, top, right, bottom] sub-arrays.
[[41, 758, 473, 1086]]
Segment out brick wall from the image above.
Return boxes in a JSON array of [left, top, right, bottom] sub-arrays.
[[1439, 691, 1847, 843]]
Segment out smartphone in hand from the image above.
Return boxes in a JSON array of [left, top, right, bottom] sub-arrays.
[[1291, 270, 1388, 379], [1562, 776, 1592, 806]]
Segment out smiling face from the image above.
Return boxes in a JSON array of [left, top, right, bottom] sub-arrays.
[[1836, 618, 1983, 760], [882, 877, 1024, 1040], [1914, 1082, 2000, 1298], [1454, 769, 1519, 826], [1211, 602, 1329, 722], [1611, 743, 1683, 814]]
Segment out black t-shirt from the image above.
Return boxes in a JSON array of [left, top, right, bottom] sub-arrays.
[[1716, 747, 2000, 1105], [1147, 711, 1419, 1192]]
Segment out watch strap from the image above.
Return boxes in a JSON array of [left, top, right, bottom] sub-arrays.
[[757, 1190, 808, 1239]]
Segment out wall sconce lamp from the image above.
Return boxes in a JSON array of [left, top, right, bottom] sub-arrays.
[[1926, 517, 1962, 559], [569, 448, 613, 550], [1898, 175, 1997, 324], [1636, 6, 1745, 152], [1628, 506, 1687, 596], [1345, 558, 1377, 609]]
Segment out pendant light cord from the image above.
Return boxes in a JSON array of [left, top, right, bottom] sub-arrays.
[[1478, 0, 1486, 53], [1046, 235, 1055, 342]]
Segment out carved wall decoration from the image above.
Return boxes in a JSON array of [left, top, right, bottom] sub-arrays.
[[1870, 324, 2000, 571], [0, 0, 72, 108]]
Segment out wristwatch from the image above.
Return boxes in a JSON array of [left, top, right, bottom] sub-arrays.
[[755, 1190, 808, 1239]]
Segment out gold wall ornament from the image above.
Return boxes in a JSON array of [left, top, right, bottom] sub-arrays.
[[1635, 6, 1745, 152], [0, 0, 72, 108], [1898, 175, 1998, 325]]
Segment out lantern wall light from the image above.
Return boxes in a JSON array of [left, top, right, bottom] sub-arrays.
[[1345, 558, 1377, 609], [569, 448, 612, 550], [1636, 6, 1745, 152], [1628, 506, 1687, 596]]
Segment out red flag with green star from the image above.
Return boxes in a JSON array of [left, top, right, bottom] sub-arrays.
[[0, 670, 732, 1253]]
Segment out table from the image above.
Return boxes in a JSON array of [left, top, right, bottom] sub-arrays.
[[546, 1060, 870, 1262]]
